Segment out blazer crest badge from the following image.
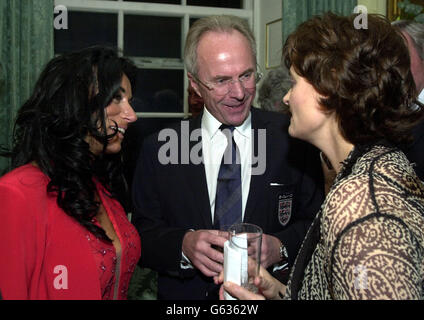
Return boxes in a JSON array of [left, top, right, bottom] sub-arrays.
[[278, 193, 293, 227]]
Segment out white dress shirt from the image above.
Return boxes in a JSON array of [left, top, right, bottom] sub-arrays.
[[201, 107, 252, 224], [410, 89, 424, 111], [418, 89, 424, 104]]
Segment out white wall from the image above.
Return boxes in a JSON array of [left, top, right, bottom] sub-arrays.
[[256, 0, 283, 79], [358, 0, 387, 15]]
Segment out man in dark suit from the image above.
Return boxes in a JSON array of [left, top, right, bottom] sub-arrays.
[[132, 15, 324, 300], [392, 20, 424, 180]]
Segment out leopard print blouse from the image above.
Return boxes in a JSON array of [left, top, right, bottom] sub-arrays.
[[285, 144, 424, 300]]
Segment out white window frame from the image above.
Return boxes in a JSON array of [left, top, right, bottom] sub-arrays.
[[54, 0, 259, 119]]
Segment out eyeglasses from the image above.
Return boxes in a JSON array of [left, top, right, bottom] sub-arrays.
[[194, 70, 263, 96]]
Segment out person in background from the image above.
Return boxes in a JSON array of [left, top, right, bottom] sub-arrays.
[[0, 46, 141, 300], [219, 12, 424, 300], [392, 20, 424, 103], [392, 20, 424, 180], [132, 15, 324, 300], [258, 66, 291, 113]]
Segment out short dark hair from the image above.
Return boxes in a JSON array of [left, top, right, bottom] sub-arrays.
[[283, 12, 423, 145], [3, 46, 137, 240]]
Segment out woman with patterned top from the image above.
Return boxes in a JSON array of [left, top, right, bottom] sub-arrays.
[[0, 46, 141, 299], [218, 12, 424, 300]]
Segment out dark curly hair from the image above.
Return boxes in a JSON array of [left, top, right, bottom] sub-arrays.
[[283, 12, 424, 146], [2, 46, 137, 241]]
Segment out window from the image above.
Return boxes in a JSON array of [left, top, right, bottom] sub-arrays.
[[124, 15, 181, 58], [54, 0, 255, 120], [186, 0, 242, 8], [133, 68, 184, 113], [54, 11, 118, 53]]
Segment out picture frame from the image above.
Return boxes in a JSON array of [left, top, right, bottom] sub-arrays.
[[388, 0, 424, 20], [265, 18, 283, 70], [387, 0, 401, 21]]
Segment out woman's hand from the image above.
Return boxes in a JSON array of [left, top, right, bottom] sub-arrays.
[[220, 279, 266, 300], [215, 265, 286, 300]]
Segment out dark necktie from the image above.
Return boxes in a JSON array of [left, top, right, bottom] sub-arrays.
[[213, 125, 242, 229]]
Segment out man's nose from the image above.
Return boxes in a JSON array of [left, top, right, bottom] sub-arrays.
[[228, 80, 246, 100]]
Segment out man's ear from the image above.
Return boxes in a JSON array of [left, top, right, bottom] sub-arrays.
[[188, 72, 203, 98]]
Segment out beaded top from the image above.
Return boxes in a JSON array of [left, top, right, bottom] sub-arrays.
[[87, 182, 141, 300]]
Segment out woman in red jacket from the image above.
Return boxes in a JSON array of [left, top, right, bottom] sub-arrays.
[[0, 46, 141, 300]]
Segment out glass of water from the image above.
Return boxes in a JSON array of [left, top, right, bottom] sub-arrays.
[[224, 223, 262, 298]]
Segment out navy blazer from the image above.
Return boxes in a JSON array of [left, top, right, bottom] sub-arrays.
[[132, 107, 325, 300], [403, 120, 424, 180]]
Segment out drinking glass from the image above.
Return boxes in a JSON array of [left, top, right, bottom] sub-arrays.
[[224, 223, 262, 299]]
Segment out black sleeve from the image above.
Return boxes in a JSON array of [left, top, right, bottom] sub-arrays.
[[402, 120, 424, 181], [131, 135, 191, 276]]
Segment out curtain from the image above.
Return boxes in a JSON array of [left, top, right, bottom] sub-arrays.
[[0, 0, 54, 174], [282, 0, 358, 43]]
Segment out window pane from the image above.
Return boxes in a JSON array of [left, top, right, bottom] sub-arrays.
[[54, 11, 117, 53], [124, 15, 181, 58], [132, 69, 184, 113], [190, 18, 198, 27], [187, 0, 242, 8], [190, 16, 248, 27], [124, 0, 181, 4]]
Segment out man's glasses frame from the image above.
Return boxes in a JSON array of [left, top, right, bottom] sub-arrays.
[[193, 68, 263, 96]]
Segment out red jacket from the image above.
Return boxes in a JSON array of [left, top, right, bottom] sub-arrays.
[[0, 164, 141, 300]]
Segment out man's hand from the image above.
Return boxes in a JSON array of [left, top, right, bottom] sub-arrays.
[[182, 230, 229, 277]]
